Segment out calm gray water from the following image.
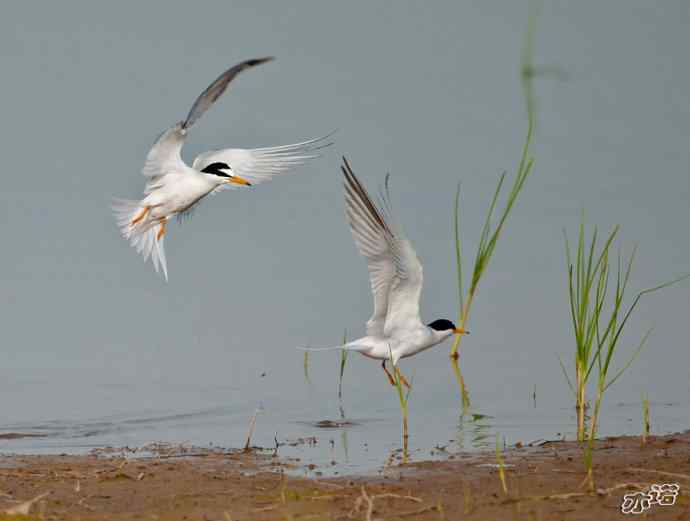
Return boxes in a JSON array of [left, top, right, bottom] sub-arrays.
[[1, 1, 689, 474], [2, 354, 689, 475]]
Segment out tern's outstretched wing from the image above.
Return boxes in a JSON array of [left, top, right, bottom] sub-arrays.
[[182, 57, 274, 130], [141, 123, 187, 182], [191, 133, 333, 192], [342, 157, 424, 337], [142, 57, 274, 181]]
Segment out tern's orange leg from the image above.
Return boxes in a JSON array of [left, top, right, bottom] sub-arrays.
[[396, 367, 412, 390], [383, 360, 411, 389], [382, 360, 396, 386], [156, 219, 166, 241], [130, 206, 150, 226]]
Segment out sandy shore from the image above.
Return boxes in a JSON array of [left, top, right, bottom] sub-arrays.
[[2, 431, 690, 520]]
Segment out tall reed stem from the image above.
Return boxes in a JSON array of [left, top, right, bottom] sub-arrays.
[[576, 363, 587, 441], [451, 357, 471, 410], [642, 392, 650, 446], [449, 5, 537, 368], [390, 348, 411, 461], [394, 367, 410, 461]]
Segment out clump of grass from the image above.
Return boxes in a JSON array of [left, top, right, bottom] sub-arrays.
[[450, 139, 534, 362], [449, 5, 537, 368], [562, 220, 688, 444], [642, 392, 650, 446], [560, 221, 618, 442], [449, 122, 533, 406], [561, 218, 688, 487]]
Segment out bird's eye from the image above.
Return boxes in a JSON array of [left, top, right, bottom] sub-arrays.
[[201, 162, 232, 177]]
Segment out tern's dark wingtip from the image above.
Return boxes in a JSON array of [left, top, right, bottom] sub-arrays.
[[249, 56, 275, 66], [341, 157, 354, 178]]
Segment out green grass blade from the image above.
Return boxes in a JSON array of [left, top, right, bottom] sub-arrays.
[[338, 329, 349, 401], [521, 0, 542, 126], [603, 327, 653, 392], [303, 350, 311, 385], [558, 354, 575, 396], [454, 182, 464, 312], [471, 173, 507, 292], [608, 272, 690, 355], [480, 173, 507, 251], [449, 3, 536, 365]]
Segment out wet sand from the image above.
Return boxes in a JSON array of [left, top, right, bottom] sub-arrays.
[[2, 431, 690, 520]]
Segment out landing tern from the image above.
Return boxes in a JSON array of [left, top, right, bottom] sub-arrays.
[[114, 57, 330, 280]]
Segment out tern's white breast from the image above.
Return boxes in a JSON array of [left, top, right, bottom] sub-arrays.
[[147, 171, 215, 217]]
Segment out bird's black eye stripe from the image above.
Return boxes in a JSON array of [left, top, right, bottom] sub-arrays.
[[201, 162, 232, 177], [427, 319, 456, 331]]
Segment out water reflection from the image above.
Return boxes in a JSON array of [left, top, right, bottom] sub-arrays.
[[341, 428, 349, 463], [456, 410, 494, 450], [451, 358, 471, 410]]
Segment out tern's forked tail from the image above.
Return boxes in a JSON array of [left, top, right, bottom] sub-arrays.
[[112, 199, 168, 281], [297, 341, 370, 353]]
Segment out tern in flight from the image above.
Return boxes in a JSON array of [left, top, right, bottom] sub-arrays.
[[304, 158, 468, 387], [114, 57, 330, 280]]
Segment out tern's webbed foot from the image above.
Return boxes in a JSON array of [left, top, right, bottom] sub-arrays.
[[130, 206, 150, 227], [156, 219, 166, 241]]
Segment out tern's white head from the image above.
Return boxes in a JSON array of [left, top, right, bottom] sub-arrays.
[[199, 161, 252, 187], [427, 319, 469, 342]]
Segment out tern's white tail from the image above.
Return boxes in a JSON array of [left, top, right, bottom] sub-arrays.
[[112, 199, 168, 281], [298, 341, 369, 353]]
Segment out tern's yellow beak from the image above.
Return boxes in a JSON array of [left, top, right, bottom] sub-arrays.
[[227, 176, 252, 186], [453, 327, 469, 335]]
